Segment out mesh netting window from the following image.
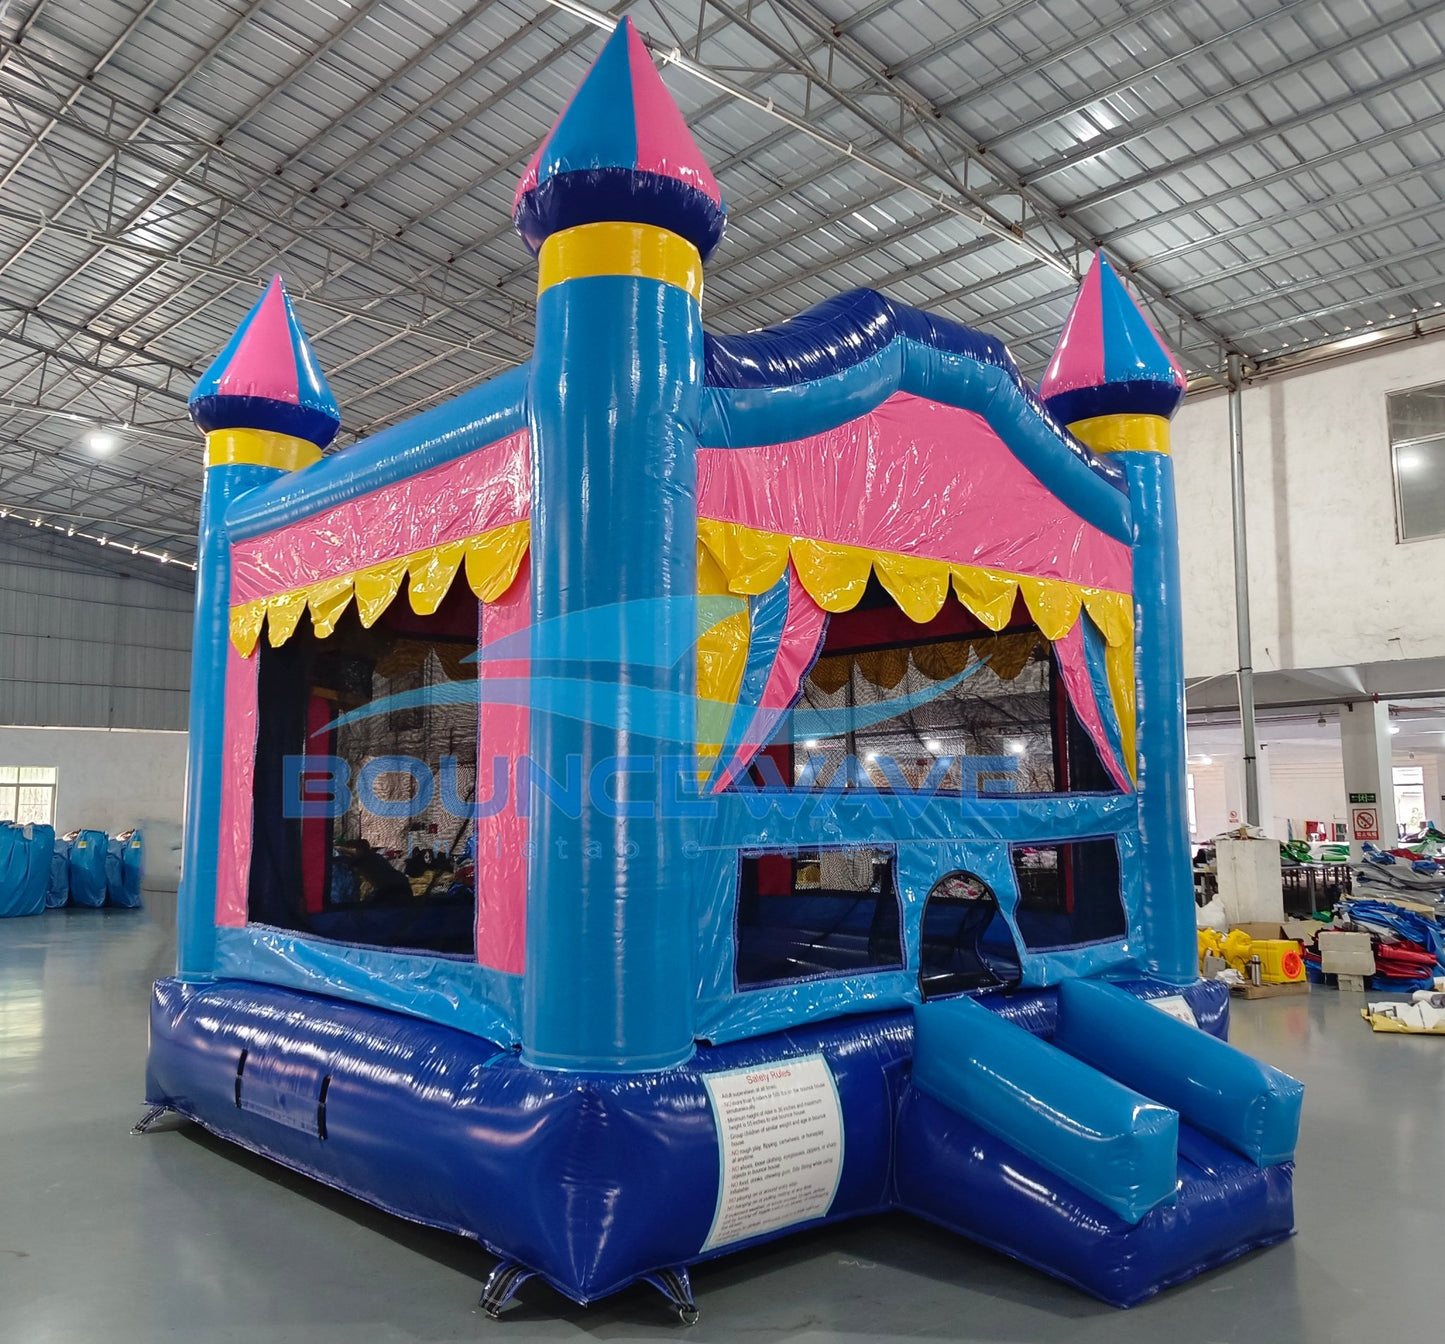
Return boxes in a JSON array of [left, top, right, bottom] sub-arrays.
[[247, 581, 480, 956], [735, 847, 902, 987], [771, 579, 1112, 796], [918, 871, 1022, 997], [1010, 839, 1126, 950]]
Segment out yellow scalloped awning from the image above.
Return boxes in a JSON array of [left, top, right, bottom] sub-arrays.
[[229, 520, 531, 657], [697, 518, 1131, 646], [697, 517, 1138, 779]]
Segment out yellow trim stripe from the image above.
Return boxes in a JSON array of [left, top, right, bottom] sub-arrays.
[[1065, 413, 1171, 456], [537, 221, 703, 302], [205, 427, 322, 471]]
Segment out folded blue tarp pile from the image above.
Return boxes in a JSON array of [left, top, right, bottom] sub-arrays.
[[68, 829, 110, 907], [48, 837, 70, 907], [1337, 896, 1445, 992]]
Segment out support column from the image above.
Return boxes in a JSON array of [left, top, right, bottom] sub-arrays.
[[1227, 353, 1261, 827], [1038, 250, 1194, 984], [176, 456, 287, 979], [1339, 701, 1397, 857], [1222, 741, 1275, 836]]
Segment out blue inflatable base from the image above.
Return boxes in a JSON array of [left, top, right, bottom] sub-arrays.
[[143, 975, 1292, 1312]]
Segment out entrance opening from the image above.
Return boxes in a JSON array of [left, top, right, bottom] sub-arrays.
[[918, 871, 1022, 997]]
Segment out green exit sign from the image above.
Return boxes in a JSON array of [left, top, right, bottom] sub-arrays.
[[1348, 792, 1377, 804]]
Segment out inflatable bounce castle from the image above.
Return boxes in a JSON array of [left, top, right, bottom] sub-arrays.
[[142, 19, 1303, 1319]]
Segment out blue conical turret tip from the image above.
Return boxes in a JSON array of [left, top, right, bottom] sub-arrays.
[[189, 276, 341, 449], [513, 18, 726, 262], [1039, 252, 1187, 424]]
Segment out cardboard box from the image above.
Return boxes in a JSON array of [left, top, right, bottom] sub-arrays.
[[1230, 979, 1310, 1000], [1318, 930, 1375, 976], [1216, 837, 1285, 925], [1232, 921, 1292, 941]]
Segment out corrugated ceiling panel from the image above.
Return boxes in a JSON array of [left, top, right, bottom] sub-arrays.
[[0, 0, 1440, 562]]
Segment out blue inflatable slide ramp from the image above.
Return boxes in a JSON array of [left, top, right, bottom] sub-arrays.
[[897, 985, 1302, 1306]]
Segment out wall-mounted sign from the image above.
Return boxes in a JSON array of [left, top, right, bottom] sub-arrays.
[[1350, 806, 1379, 842]]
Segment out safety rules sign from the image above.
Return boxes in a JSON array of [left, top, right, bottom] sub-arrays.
[[701, 1053, 843, 1252]]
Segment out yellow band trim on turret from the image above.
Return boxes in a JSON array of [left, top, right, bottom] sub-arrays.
[[537, 221, 703, 302], [205, 428, 322, 471], [1065, 413, 1171, 456]]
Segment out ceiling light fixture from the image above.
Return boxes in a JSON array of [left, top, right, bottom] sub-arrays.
[[0, 509, 197, 572], [85, 429, 117, 454]]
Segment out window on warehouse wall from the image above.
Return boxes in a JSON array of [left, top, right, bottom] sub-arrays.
[[246, 582, 481, 956], [1393, 765, 1426, 838], [1388, 382, 1445, 541], [0, 766, 57, 827]]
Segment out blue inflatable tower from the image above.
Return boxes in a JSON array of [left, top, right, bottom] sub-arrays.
[[1040, 255, 1194, 982], [178, 277, 339, 978], [516, 18, 724, 1070]]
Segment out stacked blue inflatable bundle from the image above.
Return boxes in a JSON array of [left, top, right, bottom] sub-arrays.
[[105, 832, 145, 908], [0, 822, 54, 918], [68, 830, 110, 908], [1, 826, 145, 912], [48, 838, 70, 907]]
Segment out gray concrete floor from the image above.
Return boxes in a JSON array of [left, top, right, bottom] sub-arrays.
[[1, 907, 1439, 1344]]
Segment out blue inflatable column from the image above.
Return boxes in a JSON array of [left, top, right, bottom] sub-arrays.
[[177, 278, 341, 980], [1041, 254, 1194, 984], [513, 18, 727, 1070], [1111, 446, 1194, 983], [177, 458, 279, 976]]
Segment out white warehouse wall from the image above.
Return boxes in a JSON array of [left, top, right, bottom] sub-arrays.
[[1172, 331, 1445, 681], [0, 724, 186, 890], [1189, 749, 1445, 842]]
